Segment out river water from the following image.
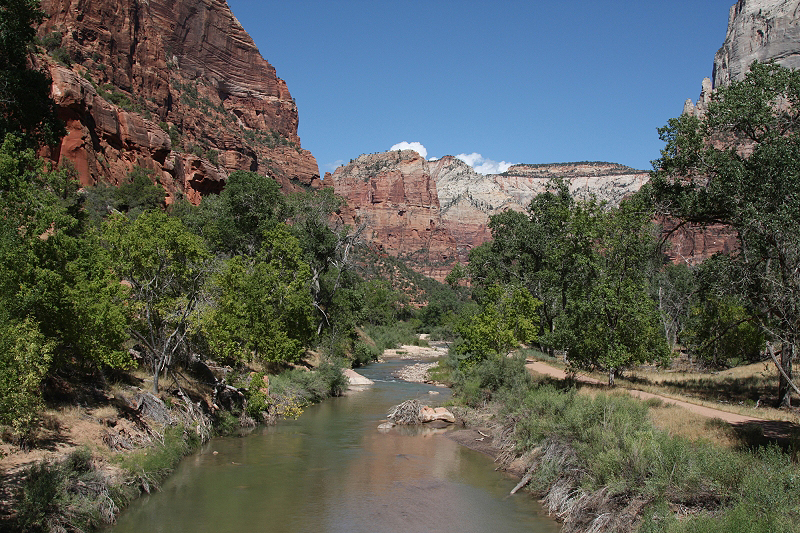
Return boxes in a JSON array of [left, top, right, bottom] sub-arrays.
[[108, 358, 559, 533]]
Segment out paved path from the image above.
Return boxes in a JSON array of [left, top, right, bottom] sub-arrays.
[[525, 360, 795, 439]]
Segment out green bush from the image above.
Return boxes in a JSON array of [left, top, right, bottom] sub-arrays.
[[50, 47, 71, 66], [13, 448, 117, 533], [449, 353, 530, 408], [364, 321, 420, 352], [353, 341, 380, 367], [40, 31, 62, 52]]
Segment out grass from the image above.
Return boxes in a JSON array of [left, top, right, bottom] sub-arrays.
[[524, 351, 798, 424], [447, 353, 800, 532], [363, 321, 422, 353]]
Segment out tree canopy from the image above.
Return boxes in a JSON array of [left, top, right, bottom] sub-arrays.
[[651, 61, 800, 404]]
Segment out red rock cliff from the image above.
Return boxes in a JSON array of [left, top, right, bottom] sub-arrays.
[[331, 151, 459, 281], [36, 0, 319, 202]]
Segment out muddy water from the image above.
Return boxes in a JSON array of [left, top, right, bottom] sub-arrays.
[[108, 359, 559, 533]]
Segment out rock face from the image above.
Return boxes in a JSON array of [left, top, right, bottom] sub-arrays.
[[331, 151, 459, 281], [36, 0, 319, 202], [713, 0, 800, 88], [332, 152, 649, 280]]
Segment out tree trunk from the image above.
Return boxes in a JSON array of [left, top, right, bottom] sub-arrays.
[[608, 368, 616, 387], [153, 366, 159, 394], [779, 343, 793, 407]]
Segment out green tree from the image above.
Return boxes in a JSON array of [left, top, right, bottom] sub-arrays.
[[201, 225, 314, 365], [286, 187, 366, 340], [557, 194, 669, 385], [194, 170, 286, 256], [651, 61, 800, 405], [468, 179, 596, 350], [0, 151, 130, 370], [0, 318, 53, 434], [103, 211, 210, 392], [454, 284, 540, 366], [0, 0, 64, 146]]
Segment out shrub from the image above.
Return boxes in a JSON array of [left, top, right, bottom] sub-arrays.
[[40, 31, 62, 52], [13, 448, 118, 533], [50, 47, 71, 66], [353, 341, 380, 367]]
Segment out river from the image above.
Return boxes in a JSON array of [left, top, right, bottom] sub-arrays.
[[107, 358, 559, 533]]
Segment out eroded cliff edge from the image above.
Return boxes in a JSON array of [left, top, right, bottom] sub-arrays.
[[37, 0, 320, 203]]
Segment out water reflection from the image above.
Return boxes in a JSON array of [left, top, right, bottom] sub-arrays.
[[107, 360, 559, 533]]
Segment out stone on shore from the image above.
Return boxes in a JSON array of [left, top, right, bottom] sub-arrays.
[[343, 368, 374, 386]]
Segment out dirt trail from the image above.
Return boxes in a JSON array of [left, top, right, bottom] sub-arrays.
[[525, 360, 795, 440]]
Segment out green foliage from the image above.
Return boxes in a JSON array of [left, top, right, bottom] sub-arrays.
[[39, 31, 62, 52], [50, 46, 71, 67], [363, 321, 420, 353], [0, 151, 131, 375], [200, 225, 314, 365], [352, 340, 380, 366], [652, 61, 800, 396], [558, 194, 668, 382], [449, 352, 531, 407], [168, 124, 181, 149], [115, 167, 166, 216], [461, 368, 800, 532], [244, 372, 270, 418], [684, 294, 765, 368], [0, 0, 64, 146], [0, 318, 53, 434], [84, 166, 166, 221], [453, 284, 540, 365], [269, 362, 348, 406], [103, 210, 210, 392], [115, 425, 201, 492], [13, 448, 118, 533], [191, 170, 286, 256]]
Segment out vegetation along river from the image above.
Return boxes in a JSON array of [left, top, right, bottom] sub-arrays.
[[107, 358, 559, 533]]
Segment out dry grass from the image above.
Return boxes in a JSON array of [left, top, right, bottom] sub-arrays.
[[617, 361, 798, 424], [648, 404, 738, 448], [524, 348, 799, 424]]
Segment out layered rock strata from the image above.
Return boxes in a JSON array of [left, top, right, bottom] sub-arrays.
[[713, 0, 800, 88], [331, 151, 458, 281], [36, 0, 319, 202], [331, 152, 649, 280]]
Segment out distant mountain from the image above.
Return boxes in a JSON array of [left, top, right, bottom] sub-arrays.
[[329, 151, 649, 280]]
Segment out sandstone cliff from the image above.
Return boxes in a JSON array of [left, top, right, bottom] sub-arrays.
[[331, 151, 458, 281], [36, 0, 319, 202], [332, 152, 649, 280], [680, 0, 800, 263], [713, 0, 800, 88]]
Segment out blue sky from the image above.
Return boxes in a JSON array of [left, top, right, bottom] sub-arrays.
[[227, 0, 735, 175]]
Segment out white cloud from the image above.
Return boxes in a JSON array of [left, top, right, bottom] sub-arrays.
[[390, 141, 427, 159], [456, 153, 515, 175], [323, 159, 346, 173]]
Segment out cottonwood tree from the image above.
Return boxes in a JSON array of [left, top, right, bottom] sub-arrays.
[[103, 211, 210, 393], [201, 225, 314, 365], [557, 193, 669, 385], [651, 61, 800, 405], [453, 284, 540, 366]]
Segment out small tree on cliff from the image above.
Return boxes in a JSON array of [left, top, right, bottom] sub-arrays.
[[651, 61, 800, 405]]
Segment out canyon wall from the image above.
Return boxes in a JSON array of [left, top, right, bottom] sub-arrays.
[[36, 0, 319, 203], [331, 152, 649, 280], [713, 0, 800, 88]]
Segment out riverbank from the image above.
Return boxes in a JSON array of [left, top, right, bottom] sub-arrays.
[[0, 362, 348, 532], [438, 353, 800, 533]]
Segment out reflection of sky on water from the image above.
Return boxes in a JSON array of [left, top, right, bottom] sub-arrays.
[[107, 358, 558, 533]]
